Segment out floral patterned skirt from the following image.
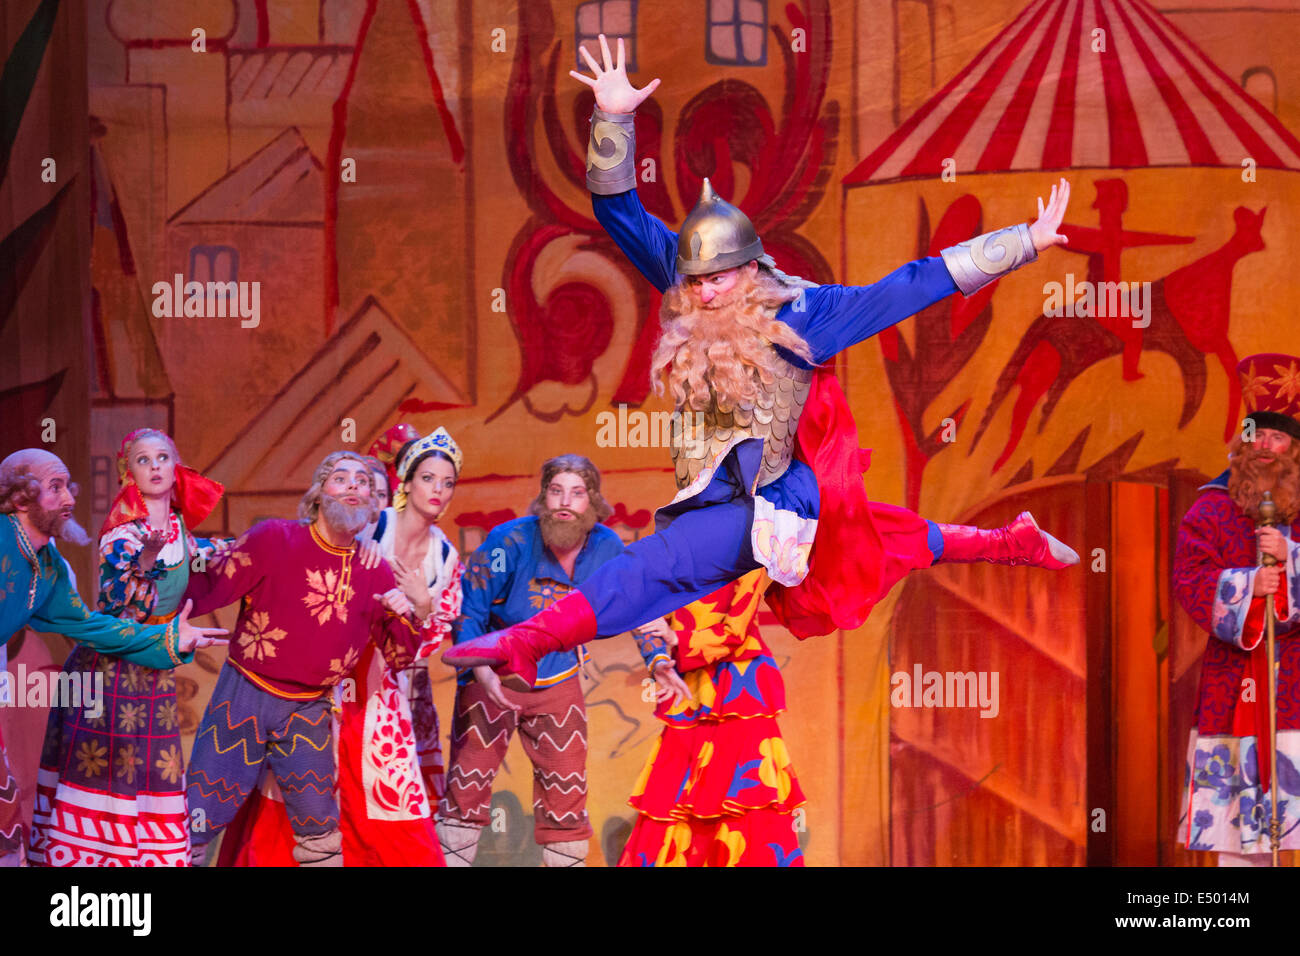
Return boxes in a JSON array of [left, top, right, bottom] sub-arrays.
[[1179, 729, 1300, 854], [618, 653, 806, 867], [29, 645, 189, 866]]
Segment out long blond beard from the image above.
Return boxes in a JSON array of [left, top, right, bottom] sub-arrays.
[[651, 266, 816, 412]]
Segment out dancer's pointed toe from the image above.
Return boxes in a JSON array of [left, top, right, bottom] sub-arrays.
[[1037, 528, 1080, 569], [1012, 512, 1079, 569]]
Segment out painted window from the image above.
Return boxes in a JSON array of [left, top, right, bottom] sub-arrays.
[[576, 0, 637, 72], [188, 245, 239, 300], [91, 455, 113, 515], [706, 0, 767, 66]]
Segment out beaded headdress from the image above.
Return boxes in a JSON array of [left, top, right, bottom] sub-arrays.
[[392, 428, 462, 511]]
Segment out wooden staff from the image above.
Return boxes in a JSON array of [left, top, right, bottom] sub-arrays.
[[1259, 491, 1281, 866]]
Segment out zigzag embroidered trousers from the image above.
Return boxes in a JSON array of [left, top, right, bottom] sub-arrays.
[[187, 664, 337, 848], [438, 677, 591, 844]]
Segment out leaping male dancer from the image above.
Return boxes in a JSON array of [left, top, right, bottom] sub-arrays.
[[446, 37, 1079, 688]]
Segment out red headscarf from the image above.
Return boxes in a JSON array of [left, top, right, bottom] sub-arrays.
[[100, 428, 224, 538]]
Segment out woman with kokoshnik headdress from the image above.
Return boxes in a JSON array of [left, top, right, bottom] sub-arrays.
[[446, 38, 1081, 698], [218, 427, 464, 866], [29, 428, 228, 866]]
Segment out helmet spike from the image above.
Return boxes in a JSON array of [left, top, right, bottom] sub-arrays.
[[675, 179, 763, 276]]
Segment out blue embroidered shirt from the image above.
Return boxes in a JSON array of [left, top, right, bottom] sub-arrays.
[[454, 516, 669, 687]]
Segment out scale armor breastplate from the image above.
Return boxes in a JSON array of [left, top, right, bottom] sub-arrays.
[[671, 354, 813, 491]]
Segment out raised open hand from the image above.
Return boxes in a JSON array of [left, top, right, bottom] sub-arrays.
[[569, 34, 660, 114], [1029, 178, 1071, 252], [175, 599, 229, 653]]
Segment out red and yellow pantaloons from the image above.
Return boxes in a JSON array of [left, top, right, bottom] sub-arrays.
[[619, 570, 806, 867]]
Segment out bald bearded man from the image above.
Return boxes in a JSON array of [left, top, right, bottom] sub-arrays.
[[0, 448, 227, 865]]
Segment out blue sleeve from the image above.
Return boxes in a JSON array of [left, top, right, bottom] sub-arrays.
[[792, 257, 959, 364], [631, 627, 672, 673], [592, 190, 679, 293], [454, 524, 523, 644], [192, 536, 229, 555]]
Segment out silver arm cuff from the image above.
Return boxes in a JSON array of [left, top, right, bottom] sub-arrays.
[[586, 107, 637, 195], [939, 222, 1038, 296]]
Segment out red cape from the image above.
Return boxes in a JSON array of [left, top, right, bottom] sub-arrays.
[[765, 368, 933, 638]]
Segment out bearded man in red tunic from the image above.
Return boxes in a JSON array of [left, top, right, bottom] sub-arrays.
[[184, 451, 431, 866]]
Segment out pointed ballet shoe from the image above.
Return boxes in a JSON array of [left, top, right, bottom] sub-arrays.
[[441, 590, 598, 688], [936, 511, 1079, 569]]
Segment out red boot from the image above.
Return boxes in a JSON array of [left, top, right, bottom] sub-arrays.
[[441, 590, 598, 689], [935, 511, 1078, 569]]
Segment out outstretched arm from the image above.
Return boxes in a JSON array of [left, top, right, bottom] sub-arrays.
[[797, 179, 1073, 361], [939, 178, 1069, 295], [31, 552, 225, 667], [573, 35, 678, 291]]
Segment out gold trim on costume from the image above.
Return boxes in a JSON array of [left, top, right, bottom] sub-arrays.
[[9, 514, 41, 611], [231, 660, 331, 701], [310, 523, 356, 556], [162, 618, 183, 667]]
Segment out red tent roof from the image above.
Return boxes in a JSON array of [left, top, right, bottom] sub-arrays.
[[844, 0, 1300, 184]]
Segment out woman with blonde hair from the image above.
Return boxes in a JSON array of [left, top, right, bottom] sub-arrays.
[[30, 428, 227, 866]]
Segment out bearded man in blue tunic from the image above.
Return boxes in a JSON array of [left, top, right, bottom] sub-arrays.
[[446, 37, 1078, 691]]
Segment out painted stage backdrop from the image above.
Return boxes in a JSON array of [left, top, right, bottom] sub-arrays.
[[3, 0, 1300, 865]]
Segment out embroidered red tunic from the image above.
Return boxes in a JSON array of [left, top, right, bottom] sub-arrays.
[[184, 520, 426, 699]]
